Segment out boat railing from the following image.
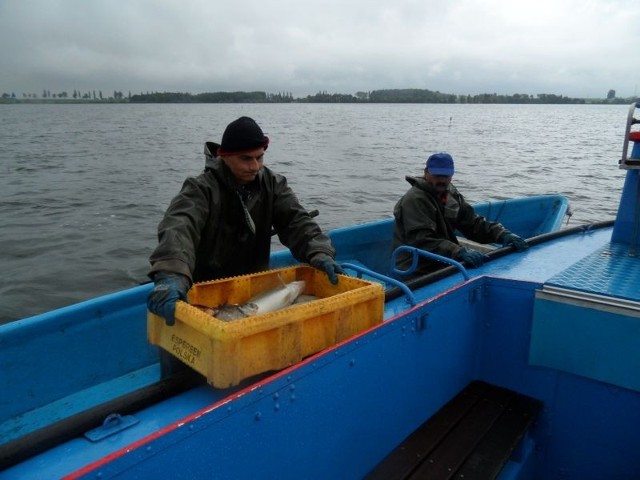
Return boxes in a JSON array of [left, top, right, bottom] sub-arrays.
[[620, 101, 640, 169], [340, 262, 418, 307], [384, 221, 615, 303], [390, 245, 471, 280]]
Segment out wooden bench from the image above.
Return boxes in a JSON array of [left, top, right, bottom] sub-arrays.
[[366, 380, 543, 480]]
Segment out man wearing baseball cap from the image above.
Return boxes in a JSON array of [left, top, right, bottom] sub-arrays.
[[392, 152, 528, 276], [148, 116, 343, 331]]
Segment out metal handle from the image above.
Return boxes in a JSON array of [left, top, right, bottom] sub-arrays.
[[391, 246, 470, 281], [340, 262, 417, 307]]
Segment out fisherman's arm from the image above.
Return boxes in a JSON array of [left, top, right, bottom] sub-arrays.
[[270, 175, 342, 283], [149, 177, 210, 280], [454, 194, 527, 252], [453, 193, 506, 244], [147, 177, 209, 324]]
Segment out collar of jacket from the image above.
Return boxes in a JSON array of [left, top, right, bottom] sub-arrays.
[[405, 175, 458, 203], [405, 175, 439, 194], [206, 155, 264, 192]]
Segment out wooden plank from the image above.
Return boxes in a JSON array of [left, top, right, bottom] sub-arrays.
[[365, 380, 491, 480], [410, 385, 515, 479], [456, 394, 543, 479], [366, 381, 543, 480]]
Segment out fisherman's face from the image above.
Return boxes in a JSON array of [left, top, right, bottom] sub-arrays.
[[424, 170, 452, 194], [221, 148, 265, 185]]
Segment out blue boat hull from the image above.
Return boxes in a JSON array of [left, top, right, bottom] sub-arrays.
[[3, 186, 640, 479]]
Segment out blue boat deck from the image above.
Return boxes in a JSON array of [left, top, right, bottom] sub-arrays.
[[545, 242, 640, 302]]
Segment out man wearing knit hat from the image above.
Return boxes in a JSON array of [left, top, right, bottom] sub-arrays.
[[392, 152, 528, 277], [147, 116, 343, 331]]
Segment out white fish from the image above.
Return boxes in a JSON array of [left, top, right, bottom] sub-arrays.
[[194, 280, 306, 322], [293, 294, 320, 305], [247, 280, 306, 315]]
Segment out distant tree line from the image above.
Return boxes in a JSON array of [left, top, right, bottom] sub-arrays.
[[0, 90, 131, 103], [127, 88, 637, 105], [129, 91, 282, 103], [1, 88, 637, 105]]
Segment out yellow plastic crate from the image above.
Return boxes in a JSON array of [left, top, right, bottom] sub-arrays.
[[147, 265, 384, 388]]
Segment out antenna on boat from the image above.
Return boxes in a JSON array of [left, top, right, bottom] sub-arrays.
[[620, 102, 640, 169], [612, 102, 640, 247]]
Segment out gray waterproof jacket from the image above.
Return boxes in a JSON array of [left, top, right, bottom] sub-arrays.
[[392, 176, 508, 274], [149, 143, 335, 282]]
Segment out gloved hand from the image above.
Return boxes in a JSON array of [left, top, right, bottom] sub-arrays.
[[501, 232, 529, 252], [147, 272, 191, 326], [457, 247, 488, 268], [310, 253, 345, 285]]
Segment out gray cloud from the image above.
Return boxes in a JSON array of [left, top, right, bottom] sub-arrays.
[[1, 0, 638, 98]]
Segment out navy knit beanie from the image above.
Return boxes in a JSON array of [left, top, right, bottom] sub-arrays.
[[217, 116, 270, 156]]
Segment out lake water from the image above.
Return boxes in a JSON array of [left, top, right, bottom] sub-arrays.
[[0, 102, 630, 322]]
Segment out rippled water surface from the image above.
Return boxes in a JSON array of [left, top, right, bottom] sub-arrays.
[[0, 103, 629, 322]]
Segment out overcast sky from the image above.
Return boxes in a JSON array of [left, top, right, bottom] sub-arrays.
[[1, 0, 638, 99]]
